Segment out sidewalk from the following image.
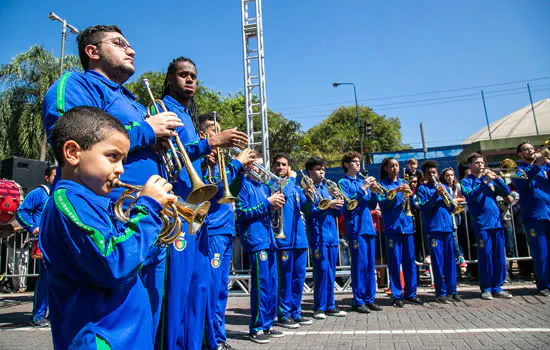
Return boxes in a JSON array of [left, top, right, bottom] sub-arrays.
[[1, 282, 549, 349]]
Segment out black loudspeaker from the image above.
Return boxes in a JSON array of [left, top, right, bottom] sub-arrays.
[[0, 157, 48, 195]]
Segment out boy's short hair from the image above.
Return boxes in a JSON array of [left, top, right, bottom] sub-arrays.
[[197, 113, 221, 132], [421, 160, 438, 174], [341, 151, 361, 172], [305, 156, 325, 171], [466, 152, 484, 164], [516, 141, 532, 154], [45, 165, 57, 177], [407, 158, 418, 166], [77, 25, 123, 70], [51, 106, 128, 165]]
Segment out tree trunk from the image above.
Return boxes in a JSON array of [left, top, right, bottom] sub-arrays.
[[39, 133, 47, 161]]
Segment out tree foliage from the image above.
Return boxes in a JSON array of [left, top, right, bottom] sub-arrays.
[[0, 45, 81, 160]]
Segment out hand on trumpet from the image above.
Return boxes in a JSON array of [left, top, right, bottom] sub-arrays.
[[208, 127, 249, 149], [396, 183, 413, 196], [145, 112, 183, 138], [288, 167, 297, 178], [435, 184, 447, 196], [482, 168, 497, 182], [236, 148, 255, 166], [268, 192, 286, 210], [361, 176, 377, 191], [140, 175, 177, 207], [329, 198, 344, 210]]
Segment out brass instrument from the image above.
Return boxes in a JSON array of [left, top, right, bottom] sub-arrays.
[[208, 112, 237, 205], [484, 159, 527, 179], [300, 170, 331, 210], [357, 172, 396, 200], [431, 175, 465, 215], [110, 178, 211, 245], [322, 176, 358, 210], [402, 173, 413, 217], [142, 79, 217, 204], [270, 179, 287, 240]]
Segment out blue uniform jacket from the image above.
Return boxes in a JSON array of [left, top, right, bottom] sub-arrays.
[[16, 185, 49, 233], [236, 176, 276, 253], [39, 180, 163, 349], [303, 183, 341, 247], [512, 161, 550, 223], [203, 159, 243, 237], [378, 178, 413, 235], [460, 174, 509, 232], [271, 177, 308, 250], [338, 176, 378, 238], [417, 183, 453, 233]]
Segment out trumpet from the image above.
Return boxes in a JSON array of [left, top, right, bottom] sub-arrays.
[[204, 112, 237, 205], [431, 175, 465, 215], [357, 172, 397, 200], [300, 170, 331, 210], [483, 159, 527, 179], [322, 176, 358, 210], [142, 79, 217, 204], [110, 178, 211, 246], [402, 173, 413, 217], [270, 179, 287, 240]]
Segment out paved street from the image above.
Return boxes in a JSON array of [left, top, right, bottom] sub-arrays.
[[1, 282, 549, 349]]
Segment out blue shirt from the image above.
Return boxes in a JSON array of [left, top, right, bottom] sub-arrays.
[[378, 178, 414, 235], [338, 175, 378, 238], [236, 176, 276, 252], [39, 180, 163, 350], [303, 183, 341, 247], [417, 182, 453, 233], [16, 185, 49, 233], [512, 161, 550, 224], [272, 177, 308, 250], [460, 174, 509, 232], [203, 159, 243, 237]]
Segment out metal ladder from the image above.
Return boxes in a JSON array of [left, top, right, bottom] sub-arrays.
[[240, 0, 270, 169]]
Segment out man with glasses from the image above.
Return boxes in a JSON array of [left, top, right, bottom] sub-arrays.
[[42, 25, 181, 340], [513, 142, 550, 297]]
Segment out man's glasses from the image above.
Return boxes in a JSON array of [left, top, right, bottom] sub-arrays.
[[93, 37, 133, 52]]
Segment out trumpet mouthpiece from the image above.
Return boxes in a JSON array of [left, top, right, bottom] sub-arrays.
[[110, 178, 123, 188], [142, 79, 149, 87]]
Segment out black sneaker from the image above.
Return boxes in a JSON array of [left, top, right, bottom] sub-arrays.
[[217, 343, 233, 350], [352, 304, 371, 314], [326, 307, 347, 317], [249, 331, 269, 344], [277, 318, 300, 329], [436, 296, 451, 304], [293, 316, 313, 325], [264, 329, 284, 338], [392, 299, 404, 308], [451, 294, 463, 302], [29, 316, 49, 328], [365, 303, 383, 311], [406, 297, 424, 305]]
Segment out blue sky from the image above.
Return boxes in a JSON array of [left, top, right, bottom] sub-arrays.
[[1, 0, 549, 149]]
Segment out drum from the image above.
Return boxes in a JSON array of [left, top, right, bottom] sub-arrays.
[[0, 179, 24, 224]]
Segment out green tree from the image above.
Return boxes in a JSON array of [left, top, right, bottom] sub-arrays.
[[0, 45, 81, 160], [305, 106, 410, 167]]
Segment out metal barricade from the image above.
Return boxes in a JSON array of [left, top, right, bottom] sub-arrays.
[[0, 230, 39, 293]]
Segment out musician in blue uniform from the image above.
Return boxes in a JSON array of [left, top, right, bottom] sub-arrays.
[[40, 106, 174, 349], [461, 153, 513, 300], [41, 25, 183, 337], [513, 143, 550, 297], [337, 151, 382, 313], [378, 157, 424, 307], [159, 57, 248, 350], [16, 165, 56, 327], [237, 152, 286, 344], [271, 154, 313, 329], [417, 160, 462, 304], [302, 156, 347, 319], [197, 113, 254, 350]]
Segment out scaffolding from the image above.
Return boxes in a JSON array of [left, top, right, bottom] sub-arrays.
[[240, 0, 270, 168]]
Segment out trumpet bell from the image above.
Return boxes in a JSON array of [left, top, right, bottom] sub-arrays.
[[318, 199, 332, 210], [168, 199, 211, 235], [186, 183, 218, 205], [386, 189, 397, 201], [218, 194, 237, 205], [346, 200, 358, 211]]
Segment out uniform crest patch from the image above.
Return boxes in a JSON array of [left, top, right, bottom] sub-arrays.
[[489, 183, 495, 192], [530, 229, 536, 238], [173, 233, 187, 251], [211, 253, 221, 268], [479, 239, 484, 248], [431, 239, 437, 248], [259, 250, 268, 261], [314, 249, 321, 259], [388, 239, 394, 248], [281, 251, 289, 261], [353, 240, 358, 249]]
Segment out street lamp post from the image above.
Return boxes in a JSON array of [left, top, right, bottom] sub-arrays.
[[48, 12, 79, 77], [333, 82, 364, 170]]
